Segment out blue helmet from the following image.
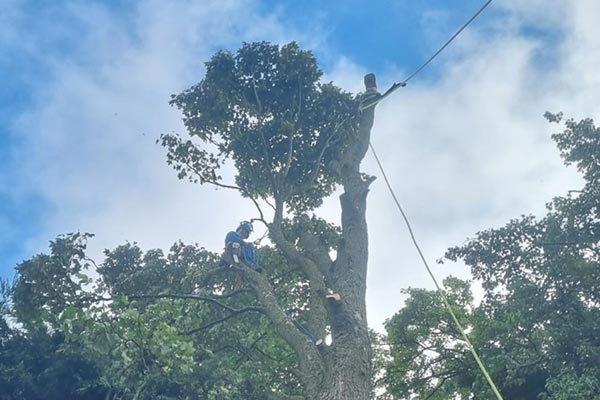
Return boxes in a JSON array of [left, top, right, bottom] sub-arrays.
[[237, 221, 253, 233]]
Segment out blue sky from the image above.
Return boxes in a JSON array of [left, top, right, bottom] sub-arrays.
[[1, 0, 598, 328]]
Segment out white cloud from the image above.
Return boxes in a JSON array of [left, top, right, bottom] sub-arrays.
[[11, 0, 291, 259]]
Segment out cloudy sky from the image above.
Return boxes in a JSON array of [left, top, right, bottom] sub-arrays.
[[1, 0, 598, 330]]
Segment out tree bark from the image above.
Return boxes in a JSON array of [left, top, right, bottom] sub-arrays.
[[245, 74, 379, 400], [315, 74, 378, 400]]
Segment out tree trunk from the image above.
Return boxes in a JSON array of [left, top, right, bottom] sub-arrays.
[[315, 162, 374, 400], [247, 74, 379, 400]]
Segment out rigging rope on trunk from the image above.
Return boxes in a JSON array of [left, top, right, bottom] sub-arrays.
[[363, 1, 504, 398]]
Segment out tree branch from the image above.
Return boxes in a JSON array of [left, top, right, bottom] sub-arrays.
[[292, 117, 349, 197], [281, 81, 302, 180], [82, 293, 263, 316], [252, 72, 263, 115], [298, 230, 334, 272], [269, 200, 328, 336], [269, 267, 302, 284], [251, 72, 280, 197], [187, 305, 264, 335], [183, 158, 267, 220], [237, 265, 326, 385], [127, 293, 262, 314]]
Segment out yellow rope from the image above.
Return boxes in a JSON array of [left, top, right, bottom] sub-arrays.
[[369, 142, 504, 400]]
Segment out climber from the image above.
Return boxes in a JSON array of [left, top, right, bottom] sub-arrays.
[[220, 221, 261, 272]]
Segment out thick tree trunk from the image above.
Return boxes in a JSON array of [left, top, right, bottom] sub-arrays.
[[314, 74, 378, 400], [247, 74, 379, 400]]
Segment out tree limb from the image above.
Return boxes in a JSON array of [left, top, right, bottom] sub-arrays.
[[187, 306, 264, 335], [82, 293, 263, 316], [281, 81, 302, 180], [237, 265, 326, 386], [251, 72, 280, 197], [270, 200, 331, 334]]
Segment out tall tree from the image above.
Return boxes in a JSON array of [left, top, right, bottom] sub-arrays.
[[160, 41, 380, 399], [383, 114, 600, 399]]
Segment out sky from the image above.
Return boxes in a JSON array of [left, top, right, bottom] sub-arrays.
[[1, 0, 598, 331]]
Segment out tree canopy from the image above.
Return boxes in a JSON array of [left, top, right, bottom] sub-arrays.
[[160, 41, 360, 212], [2, 235, 307, 399], [382, 114, 600, 399]]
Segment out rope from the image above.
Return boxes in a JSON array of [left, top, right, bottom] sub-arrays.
[[369, 142, 504, 400], [359, 0, 494, 111], [360, 4, 501, 394], [254, 229, 269, 245]]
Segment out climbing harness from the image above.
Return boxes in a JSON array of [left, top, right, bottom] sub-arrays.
[[363, 0, 504, 398]]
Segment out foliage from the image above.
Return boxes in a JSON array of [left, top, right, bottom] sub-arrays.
[[1, 237, 304, 399], [160, 41, 360, 212], [3, 41, 379, 400], [382, 115, 600, 399]]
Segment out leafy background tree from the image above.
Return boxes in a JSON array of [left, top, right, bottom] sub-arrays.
[[382, 114, 600, 399], [1, 234, 306, 399]]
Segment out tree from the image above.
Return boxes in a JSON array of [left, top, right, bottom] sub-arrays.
[[1, 235, 104, 400], [1, 41, 380, 399], [383, 114, 600, 399], [3, 235, 305, 399], [159, 41, 380, 399]]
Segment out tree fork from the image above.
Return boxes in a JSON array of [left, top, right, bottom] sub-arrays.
[[239, 74, 379, 399]]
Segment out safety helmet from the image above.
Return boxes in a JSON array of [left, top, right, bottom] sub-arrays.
[[237, 221, 253, 233]]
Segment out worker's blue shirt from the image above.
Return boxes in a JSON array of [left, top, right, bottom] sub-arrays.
[[224, 231, 259, 268], [225, 231, 245, 247]]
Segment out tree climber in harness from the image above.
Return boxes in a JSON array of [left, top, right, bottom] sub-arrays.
[[220, 221, 261, 272]]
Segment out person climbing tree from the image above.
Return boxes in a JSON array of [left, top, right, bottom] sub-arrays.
[[221, 221, 261, 272]]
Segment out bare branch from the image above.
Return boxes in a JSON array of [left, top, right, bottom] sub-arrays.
[[263, 196, 276, 211], [269, 200, 330, 336], [187, 306, 265, 334], [82, 293, 263, 315], [181, 158, 240, 190], [247, 195, 266, 222], [182, 155, 268, 221], [424, 375, 454, 400], [281, 81, 302, 180]]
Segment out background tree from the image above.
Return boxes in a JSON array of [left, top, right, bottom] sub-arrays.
[[1, 235, 105, 400], [383, 114, 600, 399], [2, 235, 307, 399]]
